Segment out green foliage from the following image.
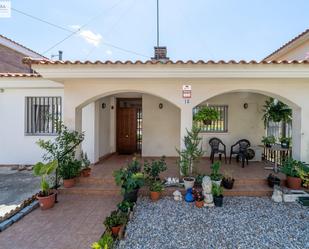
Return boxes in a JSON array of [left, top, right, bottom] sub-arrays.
[[144, 156, 167, 181], [176, 125, 204, 177], [104, 211, 127, 229], [280, 137, 292, 145], [33, 160, 58, 196], [193, 107, 220, 123], [195, 174, 206, 186], [81, 151, 91, 169], [59, 159, 82, 179], [297, 165, 309, 188], [36, 120, 84, 182], [280, 157, 304, 177], [113, 161, 144, 195], [262, 98, 292, 128], [127, 157, 141, 173], [91, 232, 114, 249], [210, 161, 223, 181], [261, 135, 276, 145], [212, 184, 224, 197], [117, 201, 134, 213], [149, 180, 164, 192]]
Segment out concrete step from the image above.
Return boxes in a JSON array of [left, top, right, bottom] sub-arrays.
[[76, 176, 116, 185]]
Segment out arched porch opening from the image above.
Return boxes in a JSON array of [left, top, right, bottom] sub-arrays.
[[76, 91, 181, 163], [192, 89, 301, 164]]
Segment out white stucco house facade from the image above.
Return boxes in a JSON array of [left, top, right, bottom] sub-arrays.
[[1, 29, 309, 165]]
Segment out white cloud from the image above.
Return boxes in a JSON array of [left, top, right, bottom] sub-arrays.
[[106, 49, 113, 55], [69, 25, 103, 47]]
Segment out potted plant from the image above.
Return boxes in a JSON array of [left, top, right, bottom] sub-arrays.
[[212, 184, 224, 207], [33, 160, 58, 210], [144, 156, 167, 182], [280, 157, 304, 189], [149, 180, 164, 201], [210, 161, 223, 186], [280, 137, 291, 149], [127, 157, 142, 173], [114, 160, 144, 202], [222, 170, 234, 189], [261, 135, 276, 148], [192, 186, 204, 208], [37, 120, 84, 188], [117, 200, 134, 214], [80, 151, 91, 177], [103, 211, 127, 237], [91, 232, 114, 249], [262, 98, 292, 128], [60, 159, 82, 188], [297, 165, 309, 188], [193, 106, 220, 125], [176, 125, 204, 190], [267, 174, 281, 188]]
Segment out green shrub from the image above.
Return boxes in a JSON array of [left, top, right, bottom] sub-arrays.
[[104, 211, 127, 229], [91, 232, 114, 249], [280, 157, 304, 177], [59, 159, 82, 179], [144, 156, 167, 181], [127, 157, 141, 173], [113, 168, 144, 195], [210, 161, 223, 181], [212, 184, 223, 197], [149, 181, 164, 192], [117, 201, 133, 213]]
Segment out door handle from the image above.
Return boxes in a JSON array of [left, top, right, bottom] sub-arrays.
[[125, 134, 129, 138]]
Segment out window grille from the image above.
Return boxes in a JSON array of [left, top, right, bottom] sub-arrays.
[[193, 105, 228, 133], [25, 96, 62, 135]]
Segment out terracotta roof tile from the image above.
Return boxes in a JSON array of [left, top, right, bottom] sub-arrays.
[[23, 57, 309, 66], [0, 73, 41, 78], [263, 29, 309, 61]]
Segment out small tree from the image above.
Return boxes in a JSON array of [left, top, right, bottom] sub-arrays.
[[176, 125, 204, 176]]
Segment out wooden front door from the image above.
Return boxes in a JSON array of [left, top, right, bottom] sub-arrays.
[[117, 105, 138, 154]]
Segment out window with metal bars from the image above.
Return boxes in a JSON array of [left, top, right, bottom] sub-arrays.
[[193, 105, 228, 133], [25, 96, 62, 135]]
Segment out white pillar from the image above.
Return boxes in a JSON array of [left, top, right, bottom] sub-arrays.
[[180, 105, 193, 150], [81, 102, 99, 163], [299, 107, 309, 162], [292, 107, 301, 160]]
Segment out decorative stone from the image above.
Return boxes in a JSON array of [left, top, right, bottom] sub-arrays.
[[202, 176, 214, 205], [271, 185, 283, 202], [173, 190, 182, 201]]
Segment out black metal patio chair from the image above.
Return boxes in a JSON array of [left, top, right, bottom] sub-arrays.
[[209, 137, 227, 163], [229, 139, 251, 167]]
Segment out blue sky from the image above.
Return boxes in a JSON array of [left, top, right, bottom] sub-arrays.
[[1, 0, 309, 61]]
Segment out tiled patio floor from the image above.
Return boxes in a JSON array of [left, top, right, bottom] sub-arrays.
[[93, 154, 285, 180], [0, 194, 121, 249]]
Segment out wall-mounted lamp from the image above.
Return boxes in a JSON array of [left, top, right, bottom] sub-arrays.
[[243, 103, 248, 109], [111, 105, 114, 110], [159, 103, 163, 109], [101, 103, 106, 109]]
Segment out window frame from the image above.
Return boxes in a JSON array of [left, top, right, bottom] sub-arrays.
[[25, 96, 62, 136], [193, 104, 229, 133]]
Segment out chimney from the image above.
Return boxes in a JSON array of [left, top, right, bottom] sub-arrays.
[[152, 46, 169, 62]]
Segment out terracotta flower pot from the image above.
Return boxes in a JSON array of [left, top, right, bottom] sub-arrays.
[[150, 191, 161, 201], [111, 225, 121, 236], [195, 200, 204, 208], [37, 193, 56, 210], [63, 178, 76, 188], [81, 168, 91, 177], [286, 176, 302, 189]]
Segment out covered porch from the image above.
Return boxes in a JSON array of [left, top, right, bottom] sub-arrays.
[[60, 154, 286, 197]]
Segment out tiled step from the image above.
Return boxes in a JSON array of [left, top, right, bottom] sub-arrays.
[[76, 176, 116, 185], [223, 185, 273, 197]]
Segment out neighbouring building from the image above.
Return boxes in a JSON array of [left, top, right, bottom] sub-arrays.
[[1, 30, 309, 165]]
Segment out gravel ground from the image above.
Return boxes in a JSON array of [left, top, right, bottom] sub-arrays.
[[117, 197, 309, 249], [0, 167, 40, 217]]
